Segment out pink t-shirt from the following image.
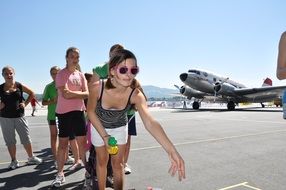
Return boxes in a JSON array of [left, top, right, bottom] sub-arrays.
[[55, 68, 87, 114]]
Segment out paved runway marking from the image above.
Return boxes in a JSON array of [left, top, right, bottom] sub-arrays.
[[131, 129, 286, 151], [217, 182, 262, 190], [28, 123, 49, 127], [208, 117, 285, 124], [2, 129, 286, 165], [153, 116, 285, 125]]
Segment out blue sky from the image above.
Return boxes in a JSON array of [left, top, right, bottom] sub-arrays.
[[1, 0, 285, 93]]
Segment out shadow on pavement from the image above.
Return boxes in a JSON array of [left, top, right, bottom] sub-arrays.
[[0, 161, 56, 189], [0, 148, 85, 190]]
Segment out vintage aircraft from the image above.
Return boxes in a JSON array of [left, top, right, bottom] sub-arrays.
[[177, 69, 286, 110]]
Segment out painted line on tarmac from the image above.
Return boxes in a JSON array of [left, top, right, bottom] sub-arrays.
[[217, 182, 262, 190], [209, 117, 285, 124], [131, 129, 286, 151], [28, 123, 48, 127], [2, 129, 285, 164]]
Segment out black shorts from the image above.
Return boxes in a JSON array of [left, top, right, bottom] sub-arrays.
[[128, 114, 137, 136], [48, 119, 57, 125], [48, 119, 75, 140], [56, 111, 86, 138]]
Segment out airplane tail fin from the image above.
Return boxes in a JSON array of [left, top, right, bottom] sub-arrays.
[[262, 77, 272, 86]]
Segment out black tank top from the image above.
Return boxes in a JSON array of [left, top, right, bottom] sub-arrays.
[[95, 81, 135, 129], [0, 82, 25, 118]]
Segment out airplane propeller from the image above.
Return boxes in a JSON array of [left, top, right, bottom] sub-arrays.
[[174, 84, 185, 95], [213, 77, 229, 102], [174, 84, 180, 90]]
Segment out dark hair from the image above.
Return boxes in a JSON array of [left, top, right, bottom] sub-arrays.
[[84, 73, 93, 83], [65, 47, 79, 58], [50, 66, 60, 74], [65, 47, 81, 71], [106, 49, 138, 89], [109, 44, 124, 58]]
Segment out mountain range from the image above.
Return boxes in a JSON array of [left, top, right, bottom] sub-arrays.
[[141, 85, 178, 99], [31, 85, 178, 100]]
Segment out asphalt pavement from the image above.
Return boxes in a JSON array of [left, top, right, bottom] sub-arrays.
[[1, 106, 286, 190]]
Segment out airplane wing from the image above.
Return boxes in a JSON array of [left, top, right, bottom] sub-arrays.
[[234, 85, 286, 96], [233, 85, 285, 102]]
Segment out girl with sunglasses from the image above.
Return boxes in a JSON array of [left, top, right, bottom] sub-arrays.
[[87, 49, 185, 190], [91, 44, 138, 177]]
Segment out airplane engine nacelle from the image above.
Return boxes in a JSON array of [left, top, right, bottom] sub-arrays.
[[180, 86, 205, 99], [214, 83, 235, 96]]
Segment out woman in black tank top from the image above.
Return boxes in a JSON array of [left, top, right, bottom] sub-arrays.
[[0, 66, 42, 170], [87, 49, 186, 190]]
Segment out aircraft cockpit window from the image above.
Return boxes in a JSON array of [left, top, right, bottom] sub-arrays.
[[188, 70, 201, 75], [213, 78, 217, 82], [203, 72, 208, 77]]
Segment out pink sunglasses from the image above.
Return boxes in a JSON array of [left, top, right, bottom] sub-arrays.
[[117, 66, 139, 75]]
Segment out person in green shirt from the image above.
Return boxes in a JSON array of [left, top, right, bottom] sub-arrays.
[[42, 66, 80, 169], [42, 66, 59, 163]]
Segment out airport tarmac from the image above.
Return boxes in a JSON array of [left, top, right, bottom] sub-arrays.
[[0, 106, 286, 190]]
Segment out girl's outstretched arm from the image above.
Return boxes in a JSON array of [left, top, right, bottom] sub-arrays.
[[132, 89, 186, 181]]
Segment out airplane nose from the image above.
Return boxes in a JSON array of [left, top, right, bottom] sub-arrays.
[[180, 73, 188, 82]]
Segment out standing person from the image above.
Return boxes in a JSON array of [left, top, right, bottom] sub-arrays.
[[30, 97, 40, 116], [277, 31, 286, 80], [91, 44, 136, 175], [51, 47, 89, 187], [276, 31, 286, 118], [87, 49, 185, 190], [42, 66, 60, 167], [183, 100, 187, 109], [85, 44, 125, 188], [42, 66, 79, 169], [0, 66, 42, 170]]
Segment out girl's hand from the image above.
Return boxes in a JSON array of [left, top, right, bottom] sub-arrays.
[[63, 88, 72, 99], [52, 97, 57, 104], [19, 102, 25, 109], [168, 150, 186, 181]]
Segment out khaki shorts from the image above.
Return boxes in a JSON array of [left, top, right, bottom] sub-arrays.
[[0, 117, 31, 146]]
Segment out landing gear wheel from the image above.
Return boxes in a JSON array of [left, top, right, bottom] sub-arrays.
[[192, 101, 200, 109], [227, 101, 235, 111]]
